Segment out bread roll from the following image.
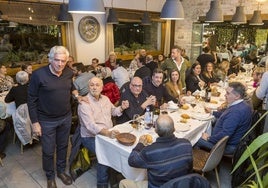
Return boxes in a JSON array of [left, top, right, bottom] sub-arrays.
[[180, 119, 187, 123], [181, 104, 189, 110], [181, 114, 190, 119], [210, 100, 218, 104], [146, 134, 153, 144]]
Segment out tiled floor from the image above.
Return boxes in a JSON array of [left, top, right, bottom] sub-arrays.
[[0, 132, 232, 188]]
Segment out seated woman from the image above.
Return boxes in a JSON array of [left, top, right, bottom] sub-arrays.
[[202, 62, 220, 85], [0, 64, 14, 92], [165, 69, 182, 100], [252, 67, 265, 88], [5, 71, 28, 108], [100, 67, 120, 106], [215, 60, 235, 82], [228, 56, 245, 76], [186, 62, 206, 94], [21, 64, 33, 79]]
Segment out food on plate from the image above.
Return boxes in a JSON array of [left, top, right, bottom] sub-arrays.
[[181, 104, 189, 110], [145, 134, 153, 144], [181, 114, 190, 119], [180, 118, 187, 123], [210, 100, 218, 104]]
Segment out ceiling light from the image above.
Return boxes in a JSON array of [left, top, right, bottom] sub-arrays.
[[231, 6, 247, 24], [160, 0, 184, 20], [58, 4, 73, 23], [205, 0, 223, 23], [249, 10, 264, 25], [141, 0, 151, 25], [107, 8, 118, 24], [68, 0, 105, 14]]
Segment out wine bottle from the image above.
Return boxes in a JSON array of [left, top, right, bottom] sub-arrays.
[[205, 83, 211, 102]]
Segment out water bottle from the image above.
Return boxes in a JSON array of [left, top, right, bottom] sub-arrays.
[[224, 76, 229, 88], [144, 106, 153, 129]]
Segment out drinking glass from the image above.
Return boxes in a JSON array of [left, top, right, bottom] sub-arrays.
[[132, 114, 141, 130]]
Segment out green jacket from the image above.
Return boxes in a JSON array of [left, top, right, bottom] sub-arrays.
[[161, 57, 191, 88]]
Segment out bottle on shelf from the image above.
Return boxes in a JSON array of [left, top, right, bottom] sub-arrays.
[[205, 83, 211, 102]]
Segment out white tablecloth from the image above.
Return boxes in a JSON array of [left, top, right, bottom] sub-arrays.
[[95, 108, 212, 181], [0, 92, 16, 119]]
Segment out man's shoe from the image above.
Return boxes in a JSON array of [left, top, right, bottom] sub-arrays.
[[0, 152, 6, 159], [47, 179, 57, 188], [57, 173, 72, 185]]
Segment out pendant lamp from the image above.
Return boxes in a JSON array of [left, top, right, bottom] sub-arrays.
[[107, 0, 118, 24], [249, 3, 263, 26], [160, 0, 184, 20], [205, 0, 223, 23], [249, 10, 264, 25], [58, 4, 73, 22], [107, 8, 118, 24], [68, 0, 105, 14], [231, 6, 246, 24], [141, 0, 151, 25]]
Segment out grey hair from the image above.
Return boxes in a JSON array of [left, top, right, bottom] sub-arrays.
[[101, 67, 112, 79], [155, 115, 175, 137], [229, 81, 246, 99], [48, 46, 69, 63], [16, 71, 29, 85]]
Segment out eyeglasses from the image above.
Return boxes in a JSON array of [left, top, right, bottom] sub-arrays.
[[131, 84, 142, 88]]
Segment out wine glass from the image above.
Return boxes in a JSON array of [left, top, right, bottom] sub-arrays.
[[132, 114, 141, 130]]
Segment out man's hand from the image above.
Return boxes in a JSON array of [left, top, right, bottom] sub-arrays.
[[201, 132, 210, 141], [32, 122, 42, 137], [121, 100, 129, 110], [78, 96, 89, 104]]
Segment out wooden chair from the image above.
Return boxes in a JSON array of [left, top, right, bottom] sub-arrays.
[[193, 136, 229, 188], [0, 157, 3, 166]]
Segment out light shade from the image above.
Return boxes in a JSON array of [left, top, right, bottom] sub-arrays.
[[68, 0, 105, 14], [107, 8, 118, 24], [205, 0, 223, 23], [141, 12, 151, 25], [231, 6, 247, 24], [160, 0, 184, 20], [58, 4, 73, 23], [249, 10, 264, 25]]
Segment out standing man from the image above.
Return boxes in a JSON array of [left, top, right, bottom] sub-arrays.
[[78, 76, 129, 188], [28, 46, 81, 188], [161, 45, 191, 89], [119, 115, 193, 188]]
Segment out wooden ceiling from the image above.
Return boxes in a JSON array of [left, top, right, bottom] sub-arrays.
[[0, 0, 61, 25]]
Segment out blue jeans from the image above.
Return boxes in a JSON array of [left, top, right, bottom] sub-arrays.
[[40, 114, 71, 180], [195, 138, 236, 155], [81, 137, 109, 187]]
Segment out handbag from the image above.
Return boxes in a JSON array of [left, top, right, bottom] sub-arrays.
[[69, 147, 91, 181], [0, 119, 6, 133]]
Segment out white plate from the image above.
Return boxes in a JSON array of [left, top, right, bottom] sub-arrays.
[[205, 103, 219, 110], [168, 105, 179, 110], [191, 113, 213, 121], [113, 124, 133, 133], [175, 124, 190, 132], [182, 96, 195, 103]]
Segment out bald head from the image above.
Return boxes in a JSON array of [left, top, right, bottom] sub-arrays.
[[155, 115, 175, 137]]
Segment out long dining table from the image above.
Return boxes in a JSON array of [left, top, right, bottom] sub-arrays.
[[95, 99, 220, 181]]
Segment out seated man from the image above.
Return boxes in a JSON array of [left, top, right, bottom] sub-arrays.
[[143, 68, 179, 108], [195, 82, 252, 155], [78, 77, 129, 188], [116, 77, 156, 124], [72, 62, 94, 96], [119, 115, 193, 188]]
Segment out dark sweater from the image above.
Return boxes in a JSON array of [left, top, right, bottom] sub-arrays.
[[28, 65, 75, 123], [5, 83, 28, 108]]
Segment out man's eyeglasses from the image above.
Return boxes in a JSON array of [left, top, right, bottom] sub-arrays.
[[131, 84, 142, 88]]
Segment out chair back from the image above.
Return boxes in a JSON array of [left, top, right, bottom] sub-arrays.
[[160, 173, 211, 188], [203, 136, 229, 172]]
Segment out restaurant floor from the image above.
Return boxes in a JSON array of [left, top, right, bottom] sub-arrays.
[[0, 133, 232, 188]]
